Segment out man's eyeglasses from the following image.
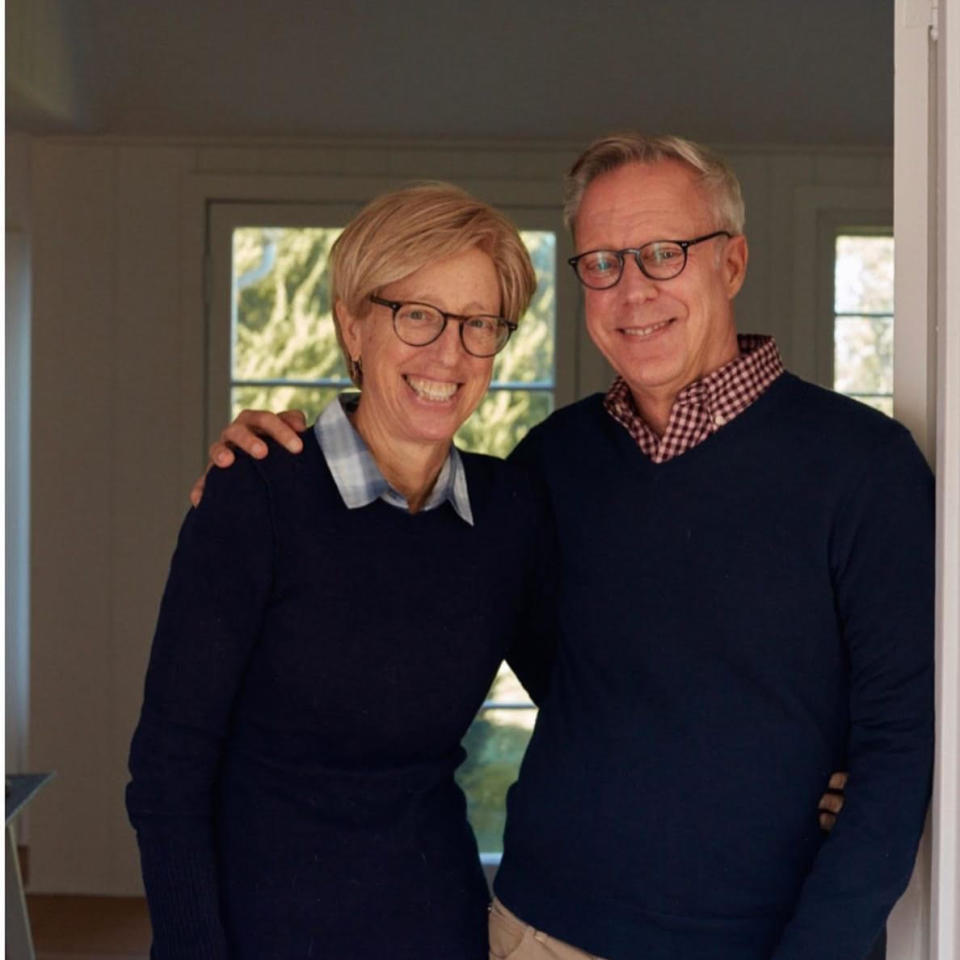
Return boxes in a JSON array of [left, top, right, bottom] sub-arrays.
[[368, 296, 516, 358], [568, 231, 732, 290]]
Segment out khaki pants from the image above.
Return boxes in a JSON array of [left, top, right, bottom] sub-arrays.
[[488, 897, 608, 960]]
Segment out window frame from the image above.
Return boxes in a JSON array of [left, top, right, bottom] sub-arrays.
[[207, 202, 359, 446], [831, 227, 895, 413], [207, 194, 577, 857], [812, 205, 894, 391], [206, 197, 580, 451]]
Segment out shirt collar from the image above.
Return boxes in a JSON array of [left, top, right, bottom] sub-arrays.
[[313, 393, 474, 526], [604, 335, 784, 461], [673, 334, 784, 422]]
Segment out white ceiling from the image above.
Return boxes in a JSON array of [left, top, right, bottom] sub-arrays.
[[9, 0, 894, 145]]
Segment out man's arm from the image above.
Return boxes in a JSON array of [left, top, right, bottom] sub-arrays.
[[501, 455, 562, 705], [772, 428, 935, 960], [190, 408, 306, 505]]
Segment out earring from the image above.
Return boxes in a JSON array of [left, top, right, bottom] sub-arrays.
[[350, 356, 363, 382]]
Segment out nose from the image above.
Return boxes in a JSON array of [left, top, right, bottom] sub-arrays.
[[427, 318, 464, 364], [619, 256, 660, 301]]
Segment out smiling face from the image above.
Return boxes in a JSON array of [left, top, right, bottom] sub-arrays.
[[574, 160, 748, 414], [337, 246, 500, 450]]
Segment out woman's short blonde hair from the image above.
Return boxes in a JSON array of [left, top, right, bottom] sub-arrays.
[[330, 183, 537, 385], [563, 133, 746, 237]]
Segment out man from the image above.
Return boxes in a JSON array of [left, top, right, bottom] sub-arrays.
[[202, 135, 933, 959]]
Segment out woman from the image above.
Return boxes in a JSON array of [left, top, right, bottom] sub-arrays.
[[126, 184, 556, 959]]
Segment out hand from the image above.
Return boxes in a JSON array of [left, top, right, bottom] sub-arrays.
[[818, 771, 848, 832], [189, 409, 308, 506]]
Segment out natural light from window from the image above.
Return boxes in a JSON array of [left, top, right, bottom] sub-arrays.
[[229, 225, 555, 853], [834, 234, 894, 416]]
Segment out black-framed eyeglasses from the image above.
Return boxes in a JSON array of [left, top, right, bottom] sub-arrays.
[[567, 230, 732, 289], [368, 296, 516, 357]]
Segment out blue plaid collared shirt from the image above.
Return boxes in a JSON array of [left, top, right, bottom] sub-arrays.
[[313, 393, 474, 526]]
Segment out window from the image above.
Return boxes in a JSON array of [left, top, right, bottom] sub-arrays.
[[232, 226, 349, 419], [229, 226, 557, 458], [833, 233, 894, 415], [217, 208, 561, 855]]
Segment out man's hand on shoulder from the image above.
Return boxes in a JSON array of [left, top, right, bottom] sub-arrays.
[[189, 409, 308, 506]]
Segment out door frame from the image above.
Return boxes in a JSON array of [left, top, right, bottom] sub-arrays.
[[895, 2, 960, 957]]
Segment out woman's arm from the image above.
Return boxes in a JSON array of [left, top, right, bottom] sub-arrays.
[[127, 455, 275, 958]]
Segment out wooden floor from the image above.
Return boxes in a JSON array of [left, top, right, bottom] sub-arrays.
[[24, 895, 151, 960]]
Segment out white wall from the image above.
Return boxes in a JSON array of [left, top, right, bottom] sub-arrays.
[[22, 135, 894, 894]]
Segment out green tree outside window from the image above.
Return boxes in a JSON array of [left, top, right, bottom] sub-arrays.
[[230, 225, 554, 853]]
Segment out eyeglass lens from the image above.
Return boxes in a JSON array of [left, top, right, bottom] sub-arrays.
[[394, 302, 507, 356], [575, 242, 687, 288]]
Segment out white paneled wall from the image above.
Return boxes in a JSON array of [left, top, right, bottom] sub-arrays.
[[22, 136, 892, 894]]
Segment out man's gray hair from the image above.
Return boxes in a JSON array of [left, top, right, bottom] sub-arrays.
[[563, 133, 746, 236]]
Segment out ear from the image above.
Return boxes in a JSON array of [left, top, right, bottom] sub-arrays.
[[723, 234, 749, 299], [335, 299, 363, 362]]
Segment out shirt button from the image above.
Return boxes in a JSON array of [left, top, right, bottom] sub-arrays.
[[713, 412, 727, 426]]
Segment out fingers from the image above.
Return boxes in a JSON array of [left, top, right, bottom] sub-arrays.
[[828, 771, 848, 791], [219, 409, 304, 457], [818, 771, 848, 832], [209, 440, 240, 467], [189, 467, 210, 507], [278, 409, 308, 433], [818, 792, 844, 815], [191, 408, 307, 506], [195, 408, 307, 505]]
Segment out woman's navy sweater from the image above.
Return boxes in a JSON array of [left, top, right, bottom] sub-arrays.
[[126, 431, 556, 959]]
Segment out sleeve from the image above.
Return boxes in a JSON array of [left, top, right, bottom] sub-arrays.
[[771, 429, 935, 960], [505, 431, 560, 706], [125, 456, 275, 959]]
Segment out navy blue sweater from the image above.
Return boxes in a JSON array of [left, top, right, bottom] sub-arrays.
[[495, 374, 934, 960], [127, 431, 556, 959]]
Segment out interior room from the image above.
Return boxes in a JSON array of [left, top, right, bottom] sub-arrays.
[[6, 1, 958, 958]]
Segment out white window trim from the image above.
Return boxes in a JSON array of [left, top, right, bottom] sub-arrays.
[[830, 227, 895, 411], [790, 185, 893, 390], [206, 201, 359, 446], [202, 188, 563, 863], [180, 172, 581, 465], [206, 202, 573, 449]]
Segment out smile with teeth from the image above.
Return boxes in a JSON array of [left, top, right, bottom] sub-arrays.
[[621, 318, 674, 338], [404, 375, 460, 402]]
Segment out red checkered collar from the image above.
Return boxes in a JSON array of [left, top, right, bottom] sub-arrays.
[[604, 335, 784, 463]]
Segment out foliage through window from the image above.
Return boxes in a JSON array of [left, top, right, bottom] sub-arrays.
[[833, 234, 894, 416], [232, 227, 556, 458], [230, 225, 554, 853]]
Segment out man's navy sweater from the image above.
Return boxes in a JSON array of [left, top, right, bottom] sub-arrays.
[[495, 373, 934, 960]]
